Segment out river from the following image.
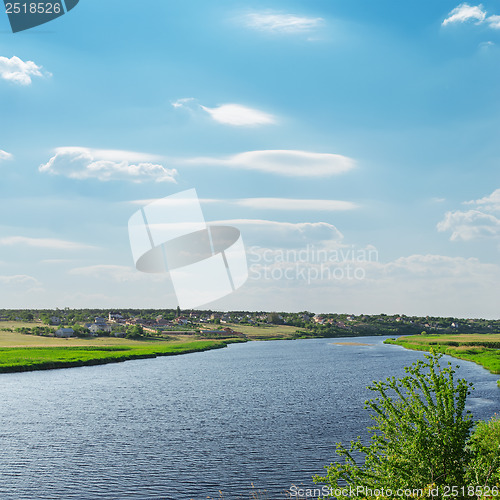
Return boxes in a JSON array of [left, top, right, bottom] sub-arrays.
[[0, 336, 498, 499]]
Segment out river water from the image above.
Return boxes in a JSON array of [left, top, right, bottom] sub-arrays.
[[0, 336, 498, 499]]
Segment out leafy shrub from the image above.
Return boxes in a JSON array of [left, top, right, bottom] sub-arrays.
[[314, 352, 474, 498], [466, 416, 500, 486]]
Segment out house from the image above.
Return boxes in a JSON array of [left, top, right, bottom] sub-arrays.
[[108, 312, 123, 321], [55, 328, 74, 338], [174, 317, 189, 326], [89, 323, 111, 334], [50, 316, 61, 325]]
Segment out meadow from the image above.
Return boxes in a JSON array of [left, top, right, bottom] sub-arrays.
[[386, 333, 500, 375], [0, 321, 302, 373], [0, 322, 246, 373]]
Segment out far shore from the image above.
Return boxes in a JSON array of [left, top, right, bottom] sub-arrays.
[[4, 318, 500, 376], [386, 334, 500, 378]]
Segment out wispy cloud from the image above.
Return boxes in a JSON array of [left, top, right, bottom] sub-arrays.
[[128, 197, 357, 211], [171, 97, 196, 108], [242, 11, 324, 34], [68, 264, 165, 283], [0, 55, 50, 85], [188, 150, 355, 177], [172, 98, 277, 126], [442, 3, 500, 29], [213, 219, 344, 248], [0, 274, 41, 286], [201, 104, 276, 126], [231, 198, 358, 211], [0, 150, 12, 161], [39, 147, 177, 183], [464, 188, 500, 212], [0, 236, 95, 250]]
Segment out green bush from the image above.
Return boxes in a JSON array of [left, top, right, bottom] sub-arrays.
[[466, 416, 500, 486], [314, 352, 474, 498]]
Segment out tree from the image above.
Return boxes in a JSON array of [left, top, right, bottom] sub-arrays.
[[314, 352, 474, 498], [126, 325, 143, 339]]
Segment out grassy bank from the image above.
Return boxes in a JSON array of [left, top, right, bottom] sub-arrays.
[[0, 339, 243, 374], [386, 334, 500, 375], [0, 321, 303, 374]]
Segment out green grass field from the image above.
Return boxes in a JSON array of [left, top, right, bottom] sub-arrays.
[[0, 340, 239, 373], [0, 320, 302, 373], [387, 334, 500, 375]]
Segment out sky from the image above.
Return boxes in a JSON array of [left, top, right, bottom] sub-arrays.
[[0, 0, 499, 318]]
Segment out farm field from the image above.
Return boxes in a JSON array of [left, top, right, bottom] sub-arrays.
[[0, 320, 302, 372]]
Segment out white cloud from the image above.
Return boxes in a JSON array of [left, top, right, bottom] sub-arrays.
[[0, 236, 95, 250], [0, 150, 12, 161], [0, 55, 50, 85], [442, 3, 500, 30], [242, 12, 323, 34], [442, 3, 486, 26], [487, 15, 500, 28], [189, 150, 355, 177], [200, 103, 276, 126], [172, 98, 277, 127], [233, 198, 358, 211], [39, 147, 177, 183], [437, 210, 500, 241], [465, 188, 500, 212], [214, 219, 344, 248], [438, 188, 500, 242]]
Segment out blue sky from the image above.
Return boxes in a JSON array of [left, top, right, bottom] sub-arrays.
[[0, 1, 499, 317]]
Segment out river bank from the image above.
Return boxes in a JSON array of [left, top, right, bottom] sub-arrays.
[[386, 334, 500, 376], [0, 339, 244, 374]]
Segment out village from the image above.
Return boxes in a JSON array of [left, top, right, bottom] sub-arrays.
[[1, 309, 499, 340]]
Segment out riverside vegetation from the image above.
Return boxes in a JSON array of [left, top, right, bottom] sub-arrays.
[[314, 352, 500, 500], [0, 341, 240, 373], [386, 334, 500, 377]]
